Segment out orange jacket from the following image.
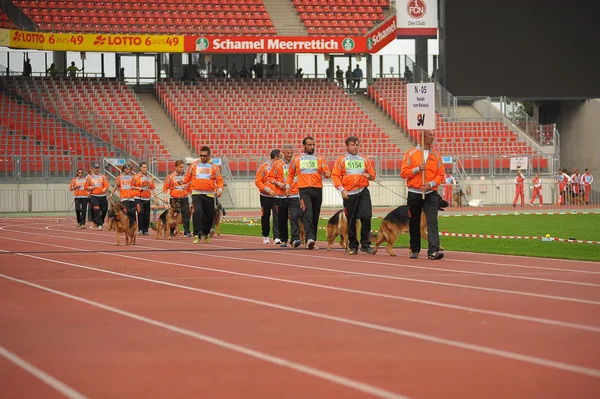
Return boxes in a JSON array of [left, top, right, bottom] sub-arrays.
[[269, 158, 299, 197], [115, 173, 137, 200], [84, 173, 109, 196], [400, 146, 444, 192], [331, 153, 376, 193], [183, 161, 224, 194], [133, 172, 155, 200], [70, 177, 89, 198], [163, 171, 189, 199], [255, 161, 276, 196], [286, 154, 330, 189]]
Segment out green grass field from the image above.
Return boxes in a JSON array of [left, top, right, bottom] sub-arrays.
[[218, 214, 600, 262]]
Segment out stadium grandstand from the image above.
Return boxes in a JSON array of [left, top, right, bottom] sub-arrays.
[[0, 0, 596, 212]]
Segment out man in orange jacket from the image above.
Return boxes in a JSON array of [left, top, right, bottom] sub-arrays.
[[400, 130, 445, 260], [331, 136, 376, 255], [84, 163, 109, 230], [183, 146, 224, 244], [286, 136, 331, 249], [255, 149, 280, 244]]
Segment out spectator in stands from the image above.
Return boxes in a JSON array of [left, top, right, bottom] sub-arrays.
[[217, 65, 226, 78], [269, 144, 302, 248], [85, 163, 109, 230], [286, 136, 331, 250], [400, 130, 445, 260], [23, 58, 32, 77], [345, 66, 352, 90], [443, 170, 456, 206], [70, 168, 89, 229], [326, 66, 333, 81], [582, 168, 593, 204], [331, 136, 377, 255], [556, 168, 570, 205], [404, 66, 414, 82], [239, 65, 249, 79], [67, 61, 82, 78], [109, 164, 138, 228], [295, 68, 303, 79], [229, 63, 239, 79], [512, 168, 525, 207], [133, 162, 155, 236], [163, 159, 191, 237], [119, 67, 125, 81], [335, 65, 344, 87], [183, 146, 224, 244], [46, 63, 57, 77], [529, 173, 543, 206], [352, 65, 363, 88], [255, 149, 281, 244]]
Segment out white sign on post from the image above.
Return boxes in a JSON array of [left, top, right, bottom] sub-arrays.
[[406, 82, 435, 130]]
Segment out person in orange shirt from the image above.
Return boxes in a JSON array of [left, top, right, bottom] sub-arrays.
[[133, 162, 155, 236], [286, 136, 331, 250], [109, 163, 138, 228], [400, 130, 445, 260], [183, 146, 224, 244], [331, 136, 376, 255], [84, 163, 109, 230], [255, 149, 281, 244], [69, 168, 89, 229], [163, 159, 191, 237], [269, 145, 301, 248], [512, 169, 525, 207]]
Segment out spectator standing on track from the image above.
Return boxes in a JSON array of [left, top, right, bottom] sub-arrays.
[[513, 169, 525, 207], [69, 168, 89, 229]]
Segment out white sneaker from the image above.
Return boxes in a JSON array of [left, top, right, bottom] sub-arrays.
[[262, 236, 270, 244], [306, 239, 315, 250], [274, 238, 281, 245], [98, 225, 103, 231]]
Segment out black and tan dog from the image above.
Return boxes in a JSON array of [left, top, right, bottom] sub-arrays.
[[153, 198, 182, 240], [325, 209, 361, 252], [107, 201, 137, 246], [212, 200, 225, 236], [370, 193, 449, 256]]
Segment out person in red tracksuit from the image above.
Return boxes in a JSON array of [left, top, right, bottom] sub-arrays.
[[582, 168, 594, 204], [529, 173, 543, 206], [556, 169, 571, 205], [513, 169, 525, 207], [443, 170, 456, 206]]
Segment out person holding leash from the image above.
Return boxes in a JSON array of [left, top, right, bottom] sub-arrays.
[[84, 163, 109, 230], [133, 162, 155, 236], [164, 159, 191, 237], [400, 130, 445, 260], [69, 168, 89, 229], [331, 136, 377, 255], [110, 163, 138, 228]]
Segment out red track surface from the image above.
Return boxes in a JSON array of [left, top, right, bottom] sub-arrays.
[[1, 219, 599, 398]]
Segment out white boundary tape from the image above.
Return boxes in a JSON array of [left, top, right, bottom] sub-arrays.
[[439, 232, 600, 245]]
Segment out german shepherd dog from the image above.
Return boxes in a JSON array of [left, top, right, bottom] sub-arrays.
[[107, 201, 137, 246], [370, 193, 449, 256], [325, 209, 361, 252], [153, 198, 182, 240]]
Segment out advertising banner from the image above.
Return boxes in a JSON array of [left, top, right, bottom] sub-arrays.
[[0, 29, 10, 48], [397, 0, 438, 37], [8, 30, 184, 53], [365, 15, 397, 53], [185, 35, 367, 54]]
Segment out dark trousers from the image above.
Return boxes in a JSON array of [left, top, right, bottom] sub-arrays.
[[90, 195, 108, 227], [192, 194, 215, 237], [74, 198, 89, 225], [170, 196, 190, 234], [123, 200, 137, 228], [276, 197, 301, 244], [343, 188, 372, 250], [260, 195, 280, 239], [407, 191, 441, 255], [299, 187, 322, 242], [136, 199, 151, 233]]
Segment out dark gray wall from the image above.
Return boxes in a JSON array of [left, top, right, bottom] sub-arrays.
[[441, 0, 600, 99]]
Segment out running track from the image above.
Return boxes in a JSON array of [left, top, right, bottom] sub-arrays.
[[0, 218, 599, 398]]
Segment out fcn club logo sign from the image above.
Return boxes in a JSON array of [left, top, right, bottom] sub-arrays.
[[407, 0, 427, 19]]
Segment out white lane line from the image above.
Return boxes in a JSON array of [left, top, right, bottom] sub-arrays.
[[0, 346, 88, 399], [4, 254, 600, 379], [0, 273, 410, 399]]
